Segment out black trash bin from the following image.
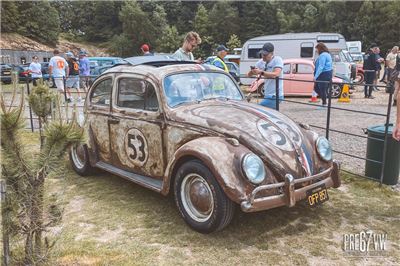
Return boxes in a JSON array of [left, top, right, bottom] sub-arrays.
[[365, 124, 400, 185]]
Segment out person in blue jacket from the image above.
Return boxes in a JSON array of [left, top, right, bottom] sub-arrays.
[[314, 42, 333, 106]]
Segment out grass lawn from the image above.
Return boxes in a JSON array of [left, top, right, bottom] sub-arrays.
[[2, 132, 400, 265]]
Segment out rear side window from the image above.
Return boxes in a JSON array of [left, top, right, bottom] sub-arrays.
[[117, 78, 158, 111], [90, 78, 113, 106], [295, 64, 313, 74], [300, 42, 314, 58]]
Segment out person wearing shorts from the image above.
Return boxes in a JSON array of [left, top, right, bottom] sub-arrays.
[[49, 49, 69, 94], [65, 51, 82, 103], [79, 50, 90, 92]]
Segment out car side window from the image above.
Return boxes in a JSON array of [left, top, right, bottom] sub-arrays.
[[283, 64, 291, 74], [296, 64, 313, 74], [117, 78, 158, 111], [90, 78, 113, 106]]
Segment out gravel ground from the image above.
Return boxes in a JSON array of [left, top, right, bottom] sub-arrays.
[[250, 83, 398, 178]]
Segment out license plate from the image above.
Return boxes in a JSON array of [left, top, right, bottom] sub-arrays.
[[3, 71, 10, 75], [306, 184, 329, 207]]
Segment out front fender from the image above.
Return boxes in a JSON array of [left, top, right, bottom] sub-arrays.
[[161, 136, 254, 203]]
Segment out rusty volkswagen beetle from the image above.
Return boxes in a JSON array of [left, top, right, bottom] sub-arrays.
[[70, 56, 341, 233]]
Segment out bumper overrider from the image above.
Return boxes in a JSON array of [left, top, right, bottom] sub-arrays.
[[241, 160, 341, 212]]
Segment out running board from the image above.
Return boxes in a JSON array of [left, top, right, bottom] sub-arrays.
[[95, 161, 163, 192]]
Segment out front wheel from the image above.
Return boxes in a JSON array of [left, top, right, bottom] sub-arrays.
[[69, 144, 95, 176], [354, 72, 364, 85], [174, 160, 235, 233]]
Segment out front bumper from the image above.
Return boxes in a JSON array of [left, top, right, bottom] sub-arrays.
[[241, 160, 341, 212]]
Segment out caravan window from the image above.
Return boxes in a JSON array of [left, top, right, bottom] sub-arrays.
[[248, 45, 263, 59], [300, 42, 314, 58]]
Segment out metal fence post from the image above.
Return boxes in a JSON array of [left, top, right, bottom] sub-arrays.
[[63, 76, 67, 102], [325, 80, 333, 140], [25, 77, 34, 132], [275, 76, 280, 111], [1, 180, 10, 266], [379, 87, 394, 186]]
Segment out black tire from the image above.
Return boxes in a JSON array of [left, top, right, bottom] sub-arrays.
[[69, 144, 95, 176], [354, 72, 364, 85], [174, 160, 235, 233], [331, 84, 342, 98], [258, 83, 265, 97]]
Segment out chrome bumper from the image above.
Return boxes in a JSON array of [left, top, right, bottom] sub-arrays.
[[240, 160, 341, 212]]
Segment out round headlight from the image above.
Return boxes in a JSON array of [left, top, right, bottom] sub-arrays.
[[242, 154, 266, 184], [316, 137, 332, 161]]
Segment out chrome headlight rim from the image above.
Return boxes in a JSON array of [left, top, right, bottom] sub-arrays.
[[242, 153, 266, 185], [316, 136, 332, 162]]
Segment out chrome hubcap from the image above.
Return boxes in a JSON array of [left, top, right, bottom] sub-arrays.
[[181, 174, 214, 222], [71, 144, 86, 169]]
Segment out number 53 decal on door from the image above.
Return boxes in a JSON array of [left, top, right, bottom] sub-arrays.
[[124, 128, 148, 166]]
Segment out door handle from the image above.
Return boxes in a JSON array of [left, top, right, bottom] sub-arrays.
[[108, 117, 120, 124]]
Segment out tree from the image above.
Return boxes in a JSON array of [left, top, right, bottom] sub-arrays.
[[1, 1, 19, 33], [17, 1, 60, 45], [226, 34, 241, 51], [119, 1, 157, 56], [194, 4, 214, 59], [84, 1, 122, 42], [208, 2, 240, 44], [157, 26, 182, 54], [1, 81, 84, 264]]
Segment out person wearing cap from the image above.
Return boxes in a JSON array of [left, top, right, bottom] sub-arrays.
[[49, 49, 69, 93], [363, 44, 380, 98], [247, 42, 284, 109], [79, 50, 90, 92], [141, 44, 152, 56], [28, 55, 42, 86], [172, 31, 202, 62], [66, 51, 82, 103], [211, 45, 229, 73]]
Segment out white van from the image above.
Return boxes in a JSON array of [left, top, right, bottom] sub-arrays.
[[240, 32, 354, 85]]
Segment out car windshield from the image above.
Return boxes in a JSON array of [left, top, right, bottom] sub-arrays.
[[163, 72, 243, 108]]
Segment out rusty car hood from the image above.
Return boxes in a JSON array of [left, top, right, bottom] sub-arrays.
[[167, 99, 317, 179]]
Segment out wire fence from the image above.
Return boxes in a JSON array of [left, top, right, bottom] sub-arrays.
[[2, 74, 398, 185], [244, 74, 397, 185]]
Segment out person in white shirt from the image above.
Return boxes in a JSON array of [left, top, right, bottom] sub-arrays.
[[49, 49, 69, 92], [28, 56, 42, 86]]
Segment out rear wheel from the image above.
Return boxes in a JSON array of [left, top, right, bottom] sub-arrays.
[[354, 72, 364, 85], [258, 83, 265, 97], [174, 160, 235, 233], [331, 84, 342, 98], [69, 144, 95, 176]]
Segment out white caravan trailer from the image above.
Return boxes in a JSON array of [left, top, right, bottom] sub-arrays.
[[346, 41, 362, 53], [240, 32, 352, 85]]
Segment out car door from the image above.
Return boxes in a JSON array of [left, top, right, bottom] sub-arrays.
[[86, 75, 114, 163], [282, 63, 292, 94], [291, 63, 314, 95], [109, 75, 165, 179]]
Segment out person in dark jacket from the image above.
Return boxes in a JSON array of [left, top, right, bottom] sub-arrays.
[[363, 44, 379, 98]]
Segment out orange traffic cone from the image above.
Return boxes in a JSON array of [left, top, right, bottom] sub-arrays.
[[338, 84, 351, 103], [309, 91, 319, 102]]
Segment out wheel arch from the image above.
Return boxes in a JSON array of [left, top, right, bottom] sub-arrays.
[[161, 137, 253, 204]]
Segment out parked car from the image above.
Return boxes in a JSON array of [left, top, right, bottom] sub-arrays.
[[204, 56, 240, 82], [11, 65, 31, 83], [1, 64, 12, 84], [248, 59, 344, 98], [88, 57, 124, 71], [69, 56, 341, 233]]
